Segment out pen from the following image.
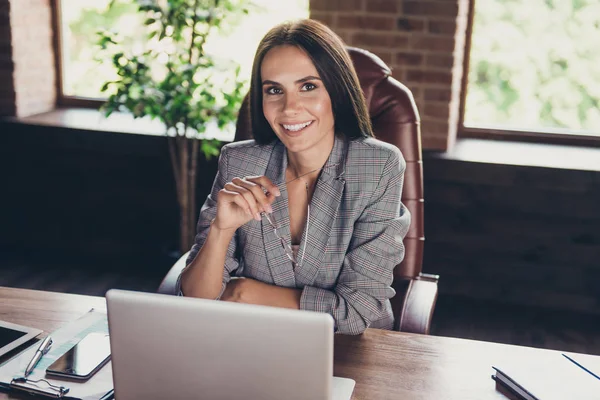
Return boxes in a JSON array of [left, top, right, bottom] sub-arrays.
[[24, 336, 53, 377]]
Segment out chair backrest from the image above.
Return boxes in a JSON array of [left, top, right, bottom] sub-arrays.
[[234, 46, 424, 280]]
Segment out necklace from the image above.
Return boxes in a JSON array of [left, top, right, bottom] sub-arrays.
[[284, 162, 341, 186], [285, 165, 324, 185]]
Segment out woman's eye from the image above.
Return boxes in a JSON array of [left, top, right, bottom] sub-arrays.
[[302, 82, 317, 91], [265, 87, 282, 95]]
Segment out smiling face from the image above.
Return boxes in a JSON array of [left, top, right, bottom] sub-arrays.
[[261, 45, 335, 156]]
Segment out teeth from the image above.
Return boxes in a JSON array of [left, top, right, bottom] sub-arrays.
[[283, 121, 312, 132]]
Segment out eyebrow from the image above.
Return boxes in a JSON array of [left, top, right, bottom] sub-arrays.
[[262, 75, 322, 86]]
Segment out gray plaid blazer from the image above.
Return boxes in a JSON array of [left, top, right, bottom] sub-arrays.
[[185, 135, 411, 335]]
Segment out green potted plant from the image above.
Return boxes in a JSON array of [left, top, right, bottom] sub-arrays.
[[97, 0, 250, 254]]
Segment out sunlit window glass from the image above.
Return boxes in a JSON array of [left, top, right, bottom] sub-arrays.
[[58, 0, 309, 99], [464, 0, 600, 136]]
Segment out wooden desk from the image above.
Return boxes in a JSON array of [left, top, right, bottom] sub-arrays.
[[1, 287, 598, 400]]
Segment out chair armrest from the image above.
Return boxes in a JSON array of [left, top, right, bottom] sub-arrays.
[[157, 251, 190, 295], [395, 273, 439, 334]]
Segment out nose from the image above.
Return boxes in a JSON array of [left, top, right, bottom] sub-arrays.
[[282, 93, 301, 116]]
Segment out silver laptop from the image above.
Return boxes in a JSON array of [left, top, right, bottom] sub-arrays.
[[106, 289, 355, 400]]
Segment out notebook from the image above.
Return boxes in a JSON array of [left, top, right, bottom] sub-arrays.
[[492, 353, 600, 400], [106, 289, 355, 400]]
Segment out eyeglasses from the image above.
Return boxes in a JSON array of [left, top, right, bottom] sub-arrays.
[[260, 163, 339, 269], [262, 202, 310, 269]]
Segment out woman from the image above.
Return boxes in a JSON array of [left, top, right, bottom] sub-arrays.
[[179, 19, 411, 335]]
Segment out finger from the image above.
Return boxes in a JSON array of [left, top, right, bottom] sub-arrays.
[[233, 177, 273, 214], [245, 175, 281, 199], [219, 189, 252, 217], [224, 182, 262, 220], [220, 188, 258, 220], [223, 184, 262, 220]]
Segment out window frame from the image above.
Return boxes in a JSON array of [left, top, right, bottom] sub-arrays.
[[51, 0, 105, 109], [458, 0, 600, 147]]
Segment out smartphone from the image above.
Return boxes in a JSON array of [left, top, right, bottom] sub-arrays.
[[46, 332, 111, 380]]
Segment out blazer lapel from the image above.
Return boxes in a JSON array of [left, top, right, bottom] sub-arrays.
[[295, 136, 348, 287], [261, 141, 297, 287]]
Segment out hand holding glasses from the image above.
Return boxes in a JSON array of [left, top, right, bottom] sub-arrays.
[[214, 175, 281, 231], [214, 164, 339, 268]]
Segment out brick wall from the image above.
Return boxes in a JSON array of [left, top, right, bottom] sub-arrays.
[[310, 0, 470, 151], [2, 0, 55, 117]]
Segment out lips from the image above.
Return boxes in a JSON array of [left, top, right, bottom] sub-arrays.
[[282, 120, 313, 132]]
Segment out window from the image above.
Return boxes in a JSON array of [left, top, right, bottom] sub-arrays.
[[54, 0, 309, 104], [461, 0, 600, 142]]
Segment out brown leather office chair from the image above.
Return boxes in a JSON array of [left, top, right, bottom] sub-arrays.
[[158, 47, 439, 334]]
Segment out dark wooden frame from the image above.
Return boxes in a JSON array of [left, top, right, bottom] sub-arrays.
[[50, 0, 104, 109], [458, 0, 600, 147]]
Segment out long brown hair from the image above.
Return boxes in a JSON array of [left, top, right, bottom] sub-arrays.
[[249, 19, 373, 144]]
